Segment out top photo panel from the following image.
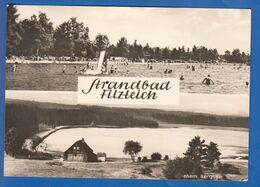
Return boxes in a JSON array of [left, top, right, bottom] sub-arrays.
[[5, 5, 251, 94]]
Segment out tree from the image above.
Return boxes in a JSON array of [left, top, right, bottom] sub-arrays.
[[18, 13, 54, 58], [5, 127, 18, 157], [6, 5, 21, 57], [94, 34, 109, 55], [241, 52, 246, 63], [107, 44, 117, 57], [171, 48, 179, 60], [204, 142, 221, 168], [129, 40, 143, 61], [162, 47, 171, 59], [224, 50, 231, 62], [224, 49, 245, 63], [86, 42, 97, 59], [163, 157, 203, 179], [18, 16, 39, 56], [123, 140, 142, 162], [37, 12, 54, 56], [231, 49, 243, 63], [53, 17, 89, 58], [53, 22, 73, 57], [154, 47, 162, 60], [191, 46, 199, 61], [151, 152, 162, 161], [68, 17, 90, 58], [163, 137, 223, 180], [184, 136, 207, 164], [115, 37, 129, 57], [143, 43, 153, 59]]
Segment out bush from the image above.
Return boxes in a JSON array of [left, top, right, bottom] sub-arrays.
[[16, 149, 53, 160], [140, 166, 152, 175], [240, 156, 248, 160], [204, 142, 221, 168], [163, 155, 169, 160], [123, 140, 142, 162], [151, 152, 162, 161], [218, 163, 240, 175], [142, 156, 149, 162], [163, 157, 203, 179]]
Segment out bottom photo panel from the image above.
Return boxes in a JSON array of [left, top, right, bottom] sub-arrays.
[[4, 91, 249, 181]]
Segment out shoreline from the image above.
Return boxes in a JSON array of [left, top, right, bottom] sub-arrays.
[[6, 60, 251, 65], [33, 123, 248, 151], [37, 123, 248, 141], [158, 123, 248, 132]]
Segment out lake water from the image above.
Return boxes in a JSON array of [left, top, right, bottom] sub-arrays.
[[42, 126, 248, 159], [6, 63, 250, 94]]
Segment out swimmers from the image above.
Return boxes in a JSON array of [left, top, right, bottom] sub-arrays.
[[101, 65, 106, 74], [202, 75, 214, 85], [180, 75, 184, 80], [62, 65, 66, 74], [74, 65, 77, 73], [110, 65, 115, 74], [164, 69, 172, 74], [246, 81, 249, 87], [12, 63, 17, 72]]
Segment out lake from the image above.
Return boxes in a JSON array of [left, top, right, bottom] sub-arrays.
[[42, 126, 248, 159], [6, 63, 250, 94]]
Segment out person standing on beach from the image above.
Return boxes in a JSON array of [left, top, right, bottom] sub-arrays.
[[12, 63, 17, 72], [102, 55, 108, 73], [62, 65, 66, 74], [110, 65, 115, 74]]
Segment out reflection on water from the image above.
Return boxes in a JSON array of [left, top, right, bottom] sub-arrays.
[[43, 126, 248, 159]]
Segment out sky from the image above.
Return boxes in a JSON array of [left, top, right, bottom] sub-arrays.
[[14, 5, 251, 54]]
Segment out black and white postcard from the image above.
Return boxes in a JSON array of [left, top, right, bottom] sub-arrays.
[[4, 5, 250, 180]]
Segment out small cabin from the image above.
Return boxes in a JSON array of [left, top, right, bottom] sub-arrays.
[[64, 138, 97, 162], [97, 152, 107, 162]]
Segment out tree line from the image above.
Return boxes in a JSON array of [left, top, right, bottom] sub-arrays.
[[7, 5, 250, 64]]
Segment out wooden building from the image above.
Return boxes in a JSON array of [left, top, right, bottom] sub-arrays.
[[97, 152, 107, 162], [64, 138, 97, 162]]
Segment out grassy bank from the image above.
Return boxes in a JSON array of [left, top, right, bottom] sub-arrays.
[[4, 157, 247, 180]]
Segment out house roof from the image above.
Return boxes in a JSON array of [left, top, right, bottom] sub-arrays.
[[97, 152, 106, 157], [64, 138, 94, 154]]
